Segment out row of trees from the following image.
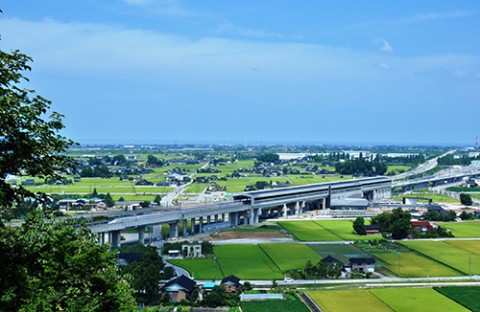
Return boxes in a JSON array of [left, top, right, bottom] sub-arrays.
[[335, 158, 388, 176], [304, 260, 343, 279]]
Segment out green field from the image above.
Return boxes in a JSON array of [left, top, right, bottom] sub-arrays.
[[394, 193, 459, 203], [308, 290, 393, 312], [308, 244, 368, 264], [167, 258, 220, 280], [214, 245, 283, 280], [435, 221, 480, 238], [259, 244, 321, 271], [370, 288, 469, 312], [314, 220, 382, 241], [435, 286, 480, 312], [278, 221, 342, 241], [287, 174, 352, 186], [241, 295, 309, 312], [357, 242, 461, 277], [402, 240, 480, 275]]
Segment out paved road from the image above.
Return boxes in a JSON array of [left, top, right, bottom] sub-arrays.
[[164, 260, 191, 278], [393, 149, 457, 181]]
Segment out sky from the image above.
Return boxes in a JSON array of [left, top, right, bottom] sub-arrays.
[[1, 1, 479, 146]]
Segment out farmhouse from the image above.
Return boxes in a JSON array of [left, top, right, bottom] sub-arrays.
[[162, 275, 197, 302], [182, 243, 202, 258], [321, 255, 343, 265], [348, 258, 376, 273], [364, 224, 380, 235], [221, 275, 241, 293], [411, 221, 434, 233]]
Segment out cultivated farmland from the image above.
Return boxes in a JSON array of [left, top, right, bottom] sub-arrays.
[[307, 289, 393, 312], [278, 221, 342, 241], [370, 288, 469, 312], [167, 258, 219, 280], [402, 240, 480, 275], [308, 244, 368, 264], [435, 221, 480, 238], [314, 220, 382, 241], [259, 243, 321, 271], [213, 245, 283, 280], [435, 286, 480, 312]]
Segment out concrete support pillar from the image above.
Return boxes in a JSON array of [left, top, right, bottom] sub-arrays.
[[111, 230, 121, 249], [222, 213, 225, 222], [138, 226, 145, 245], [254, 209, 260, 223], [283, 204, 288, 218], [183, 219, 188, 237], [207, 215, 211, 224], [322, 198, 326, 209], [191, 218, 196, 235], [199, 217, 204, 233], [214, 214, 219, 223], [98, 233, 103, 245], [169, 222, 179, 239], [295, 201, 300, 215], [250, 209, 255, 225]]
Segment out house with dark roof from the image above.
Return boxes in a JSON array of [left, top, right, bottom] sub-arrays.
[[221, 275, 241, 293], [364, 224, 380, 235], [321, 255, 343, 265], [162, 275, 197, 302], [348, 258, 376, 273]]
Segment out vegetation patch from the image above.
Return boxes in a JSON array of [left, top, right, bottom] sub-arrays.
[[167, 258, 219, 280], [278, 221, 342, 241], [434, 286, 480, 312], [259, 243, 321, 272], [314, 220, 382, 241], [308, 243, 368, 264], [241, 292, 309, 312], [307, 289, 393, 312], [401, 241, 479, 275], [435, 221, 480, 238], [371, 287, 469, 312], [214, 245, 283, 280]]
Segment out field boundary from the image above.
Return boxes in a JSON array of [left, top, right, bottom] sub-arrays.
[[257, 244, 284, 272], [300, 293, 322, 312], [312, 221, 345, 241]]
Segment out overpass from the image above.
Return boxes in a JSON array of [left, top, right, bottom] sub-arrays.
[[91, 177, 392, 248], [392, 171, 480, 193]]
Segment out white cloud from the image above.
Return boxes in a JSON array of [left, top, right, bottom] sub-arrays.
[[378, 63, 390, 70], [121, 0, 194, 17], [412, 10, 475, 22], [216, 22, 284, 39], [381, 40, 393, 53]]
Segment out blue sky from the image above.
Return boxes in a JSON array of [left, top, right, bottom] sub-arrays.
[[1, 1, 479, 145]]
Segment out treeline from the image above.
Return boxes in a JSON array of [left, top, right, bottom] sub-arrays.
[[437, 154, 471, 166], [335, 158, 388, 176]]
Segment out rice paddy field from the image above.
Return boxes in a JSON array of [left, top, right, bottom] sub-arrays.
[[167, 258, 220, 280], [213, 245, 283, 280], [278, 221, 342, 241], [435, 286, 480, 312], [357, 242, 461, 277], [308, 288, 469, 312], [370, 288, 469, 312], [435, 221, 480, 238], [307, 289, 393, 312], [278, 220, 381, 241], [314, 220, 382, 240], [258, 243, 321, 271], [402, 240, 480, 275]]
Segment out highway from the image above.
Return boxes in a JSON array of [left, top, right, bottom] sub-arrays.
[[392, 149, 457, 180]]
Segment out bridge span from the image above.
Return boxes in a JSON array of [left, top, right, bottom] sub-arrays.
[[91, 177, 391, 248]]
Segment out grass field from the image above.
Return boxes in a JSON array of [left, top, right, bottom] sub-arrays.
[[287, 174, 352, 186], [308, 244, 368, 264], [402, 240, 480, 275], [307, 290, 393, 312], [357, 242, 461, 277], [213, 245, 283, 280], [314, 220, 382, 241], [370, 288, 469, 312], [241, 294, 309, 312], [278, 221, 342, 241], [435, 221, 480, 238], [259, 244, 321, 271], [435, 286, 480, 312], [167, 258, 220, 280], [393, 193, 459, 203]]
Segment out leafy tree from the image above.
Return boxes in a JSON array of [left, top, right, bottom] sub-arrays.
[[371, 208, 412, 239], [256, 153, 280, 163], [460, 211, 475, 220], [154, 194, 162, 205], [254, 181, 269, 190], [146, 155, 164, 167], [0, 48, 75, 212], [122, 246, 163, 306], [103, 193, 115, 207], [353, 217, 366, 235], [80, 165, 94, 177], [374, 162, 388, 175], [460, 193, 473, 206], [118, 196, 125, 202], [202, 285, 240, 308], [0, 212, 136, 311], [91, 187, 99, 198]]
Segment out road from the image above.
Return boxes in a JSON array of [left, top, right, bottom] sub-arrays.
[[392, 149, 457, 181]]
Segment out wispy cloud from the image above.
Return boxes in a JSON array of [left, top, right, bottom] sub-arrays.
[[411, 10, 475, 22], [216, 22, 284, 39], [381, 40, 394, 53], [121, 0, 194, 17]]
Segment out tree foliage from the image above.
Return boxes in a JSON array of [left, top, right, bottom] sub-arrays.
[[460, 193, 473, 206], [0, 212, 136, 311], [0, 48, 75, 210], [353, 216, 366, 235], [371, 208, 412, 239]]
